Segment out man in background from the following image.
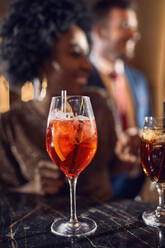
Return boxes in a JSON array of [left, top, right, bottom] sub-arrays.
[[88, 0, 151, 199]]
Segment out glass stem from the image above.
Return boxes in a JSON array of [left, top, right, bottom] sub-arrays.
[[68, 176, 78, 224], [156, 183, 165, 216]]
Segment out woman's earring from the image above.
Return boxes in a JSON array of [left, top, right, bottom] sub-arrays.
[[52, 61, 60, 71], [39, 77, 47, 101]]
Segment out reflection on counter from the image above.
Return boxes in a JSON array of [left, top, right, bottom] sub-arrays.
[[0, 192, 164, 247]]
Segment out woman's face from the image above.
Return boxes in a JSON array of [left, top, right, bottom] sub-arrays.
[[45, 25, 91, 95]]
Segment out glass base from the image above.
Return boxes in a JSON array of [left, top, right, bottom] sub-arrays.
[[142, 210, 165, 227], [51, 217, 97, 237]]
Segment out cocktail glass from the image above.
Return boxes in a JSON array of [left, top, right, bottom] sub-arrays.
[[46, 95, 97, 236], [141, 116, 165, 227]]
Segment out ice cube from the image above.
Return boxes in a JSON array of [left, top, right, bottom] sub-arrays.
[[49, 110, 74, 120], [74, 115, 89, 121]]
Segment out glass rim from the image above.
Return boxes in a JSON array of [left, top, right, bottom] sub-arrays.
[[144, 116, 165, 120], [143, 116, 165, 130], [51, 95, 90, 100]]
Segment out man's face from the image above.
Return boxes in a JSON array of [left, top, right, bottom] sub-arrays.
[[100, 8, 139, 61]]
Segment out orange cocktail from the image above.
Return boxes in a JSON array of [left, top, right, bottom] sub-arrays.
[[46, 118, 97, 178]]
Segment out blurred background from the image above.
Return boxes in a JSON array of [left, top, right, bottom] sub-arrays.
[[0, 0, 165, 116]]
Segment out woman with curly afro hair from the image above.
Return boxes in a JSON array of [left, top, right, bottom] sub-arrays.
[[0, 0, 118, 200]]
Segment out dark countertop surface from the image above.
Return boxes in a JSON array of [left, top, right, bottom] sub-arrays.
[[0, 192, 164, 248]]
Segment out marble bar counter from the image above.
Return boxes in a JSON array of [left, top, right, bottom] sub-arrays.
[[0, 192, 164, 248]]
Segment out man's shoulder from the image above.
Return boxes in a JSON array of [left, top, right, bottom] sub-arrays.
[[125, 64, 147, 81], [84, 86, 108, 101], [88, 64, 104, 88], [84, 86, 114, 115]]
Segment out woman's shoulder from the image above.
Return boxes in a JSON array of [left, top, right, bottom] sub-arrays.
[[0, 100, 36, 137], [1, 100, 36, 119]]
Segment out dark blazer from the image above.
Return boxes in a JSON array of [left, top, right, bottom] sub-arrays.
[[88, 63, 151, 198], [88, 64, 151, 129]]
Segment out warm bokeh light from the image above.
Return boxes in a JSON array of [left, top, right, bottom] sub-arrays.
[[0, 75, 9, 113], [21, 82, 34, 102], [0, 75, 34, 113]]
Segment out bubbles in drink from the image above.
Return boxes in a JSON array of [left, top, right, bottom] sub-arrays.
[[142, 129, 165, 143], [48, 110, 74, 121]]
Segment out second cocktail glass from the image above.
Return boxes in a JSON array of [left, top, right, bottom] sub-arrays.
[[141, 116, 165, 227]]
